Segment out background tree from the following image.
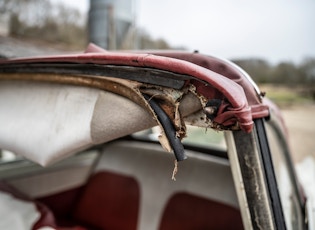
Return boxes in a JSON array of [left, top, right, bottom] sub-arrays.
[[1, 0, 86, 50], [233, 59, 272, 83], [234, 58, 315, 87]]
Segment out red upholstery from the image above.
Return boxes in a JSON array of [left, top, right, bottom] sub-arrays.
[[37, 187, 84, 227], [159, 192, 243, 230], [0, 181, 88, 230], [73, 171, 140, 230]]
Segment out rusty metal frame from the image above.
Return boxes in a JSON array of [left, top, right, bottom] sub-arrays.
[[225, 120, 288, 230]]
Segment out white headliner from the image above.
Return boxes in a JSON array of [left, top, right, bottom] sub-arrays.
[[0, 81, 156, 166]]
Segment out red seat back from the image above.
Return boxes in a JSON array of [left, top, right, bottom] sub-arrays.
[[159, 192, 243, 230], [73, 171, 140, 230]]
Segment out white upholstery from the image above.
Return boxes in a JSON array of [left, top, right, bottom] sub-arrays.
[[0, 191, 40, 230], [0, 81, 155, 166]]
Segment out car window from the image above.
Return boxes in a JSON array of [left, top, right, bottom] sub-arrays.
[[182, 126, 226, 150], [0, 150, 21, 163], [265, 122, 303, 230], [133, 125, 226, 151]]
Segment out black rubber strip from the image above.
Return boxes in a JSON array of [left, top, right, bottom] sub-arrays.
[[143, 94, 187, 161], [255, 119, 287, 230], [0, 63, 188, 89]]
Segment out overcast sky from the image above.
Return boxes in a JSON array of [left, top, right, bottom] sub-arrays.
[[58, 0, 315, 64]]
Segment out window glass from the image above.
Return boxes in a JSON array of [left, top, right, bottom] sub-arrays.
[[0, 150, 21, 163], [183, 126, 226, 150], [133, 125, 226, 150], [265, 122, 302, 230]]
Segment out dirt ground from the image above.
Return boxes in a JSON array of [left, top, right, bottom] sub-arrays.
[[281, 104, 315, 163]]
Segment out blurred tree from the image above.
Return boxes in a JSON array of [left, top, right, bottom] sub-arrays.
[[299, 58, 315, 99], [233, 58, 315, 86], [272, 62, 304, 85], [1, 0, 86, 50], [299, 58, 315, 84], [136, 29, 172, 50], [233, 58, 272, 83], [1, 0, 51, 27]]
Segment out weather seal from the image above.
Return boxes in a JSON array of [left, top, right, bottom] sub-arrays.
[[0, 63, 189, 89], [255, 118, 287, 230], [143, 94, 187, 162]]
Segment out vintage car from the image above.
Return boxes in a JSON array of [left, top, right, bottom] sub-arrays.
[[0, 44, 313, 230]]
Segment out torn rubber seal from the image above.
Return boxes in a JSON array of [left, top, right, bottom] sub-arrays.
[[143, 94, 187, 161]]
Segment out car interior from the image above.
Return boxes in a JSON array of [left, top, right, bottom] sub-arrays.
[[0, 136, 244, 230], [0, 47, 266, 230]]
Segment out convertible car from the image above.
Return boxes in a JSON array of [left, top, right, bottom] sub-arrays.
[[0, 44, 313, 230]]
